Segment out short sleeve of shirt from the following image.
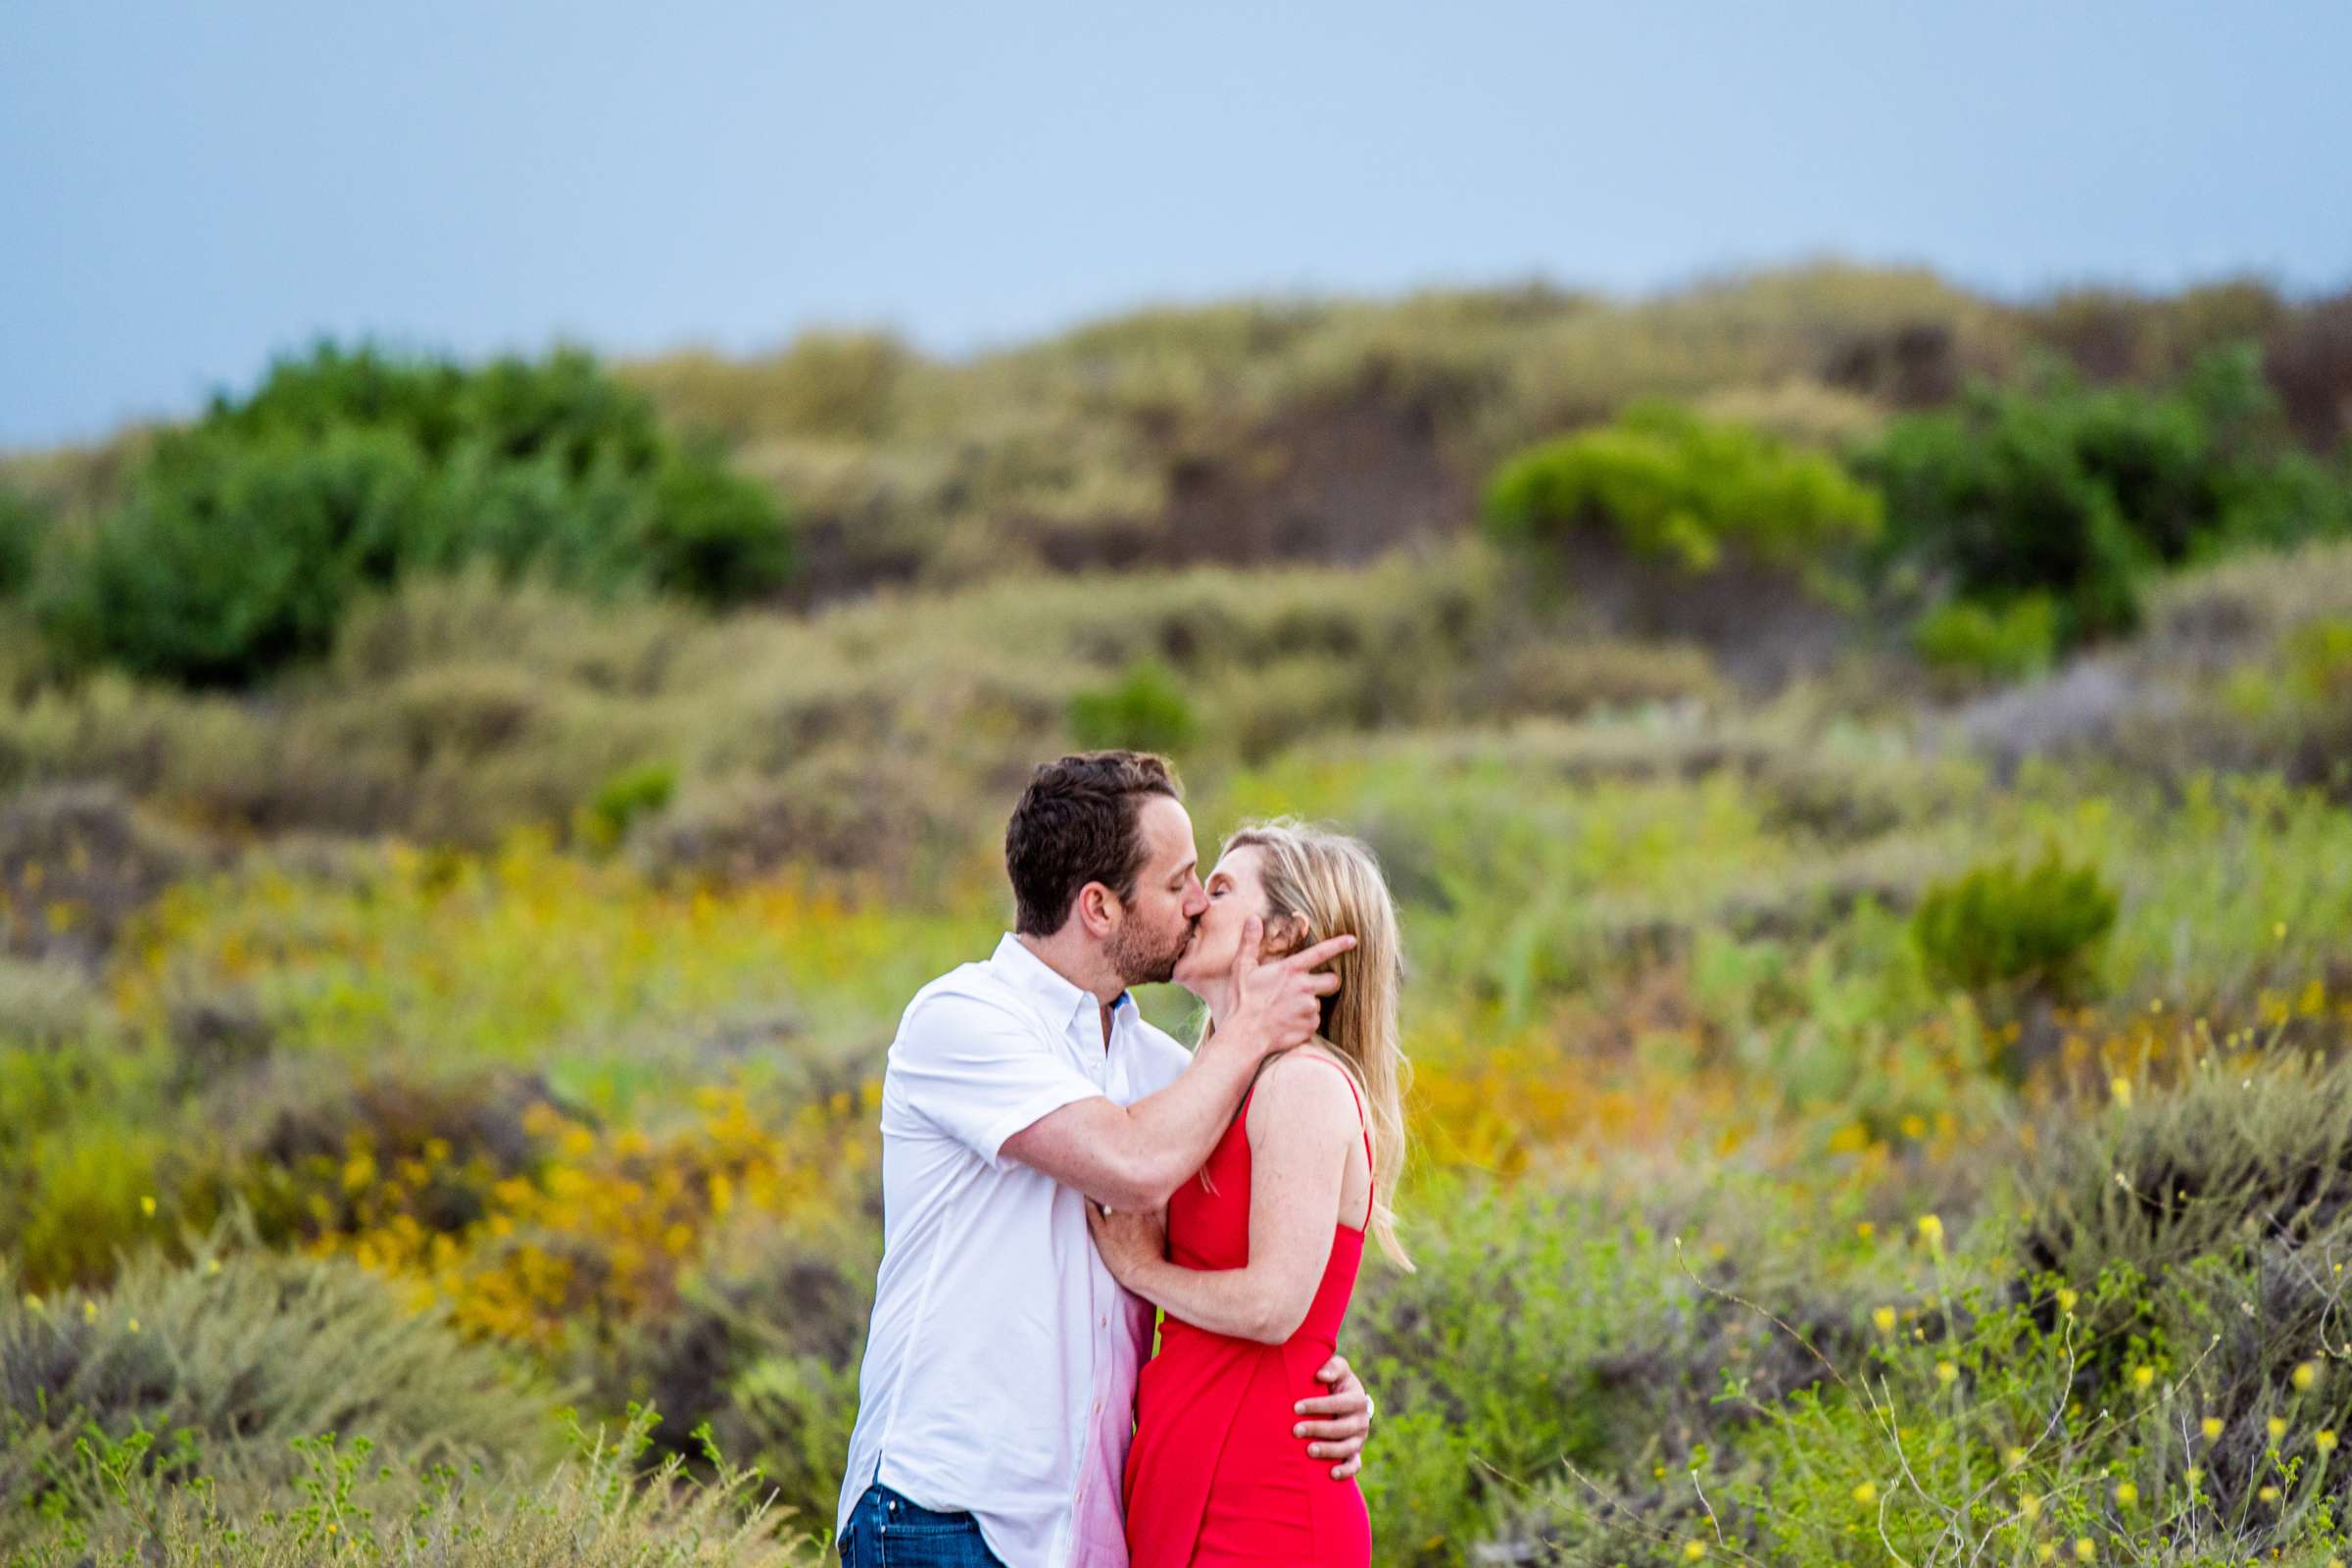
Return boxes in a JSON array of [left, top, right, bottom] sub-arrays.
[[891, 990, 1104, 1169]]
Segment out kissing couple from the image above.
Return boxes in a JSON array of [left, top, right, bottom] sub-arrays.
[[836, 751, 1411, 1567]]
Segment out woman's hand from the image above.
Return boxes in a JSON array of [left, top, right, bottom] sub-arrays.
[[1085, 1200, 1167, 1287]]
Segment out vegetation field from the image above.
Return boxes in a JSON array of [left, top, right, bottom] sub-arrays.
[[3, 264, 2352, 1564]]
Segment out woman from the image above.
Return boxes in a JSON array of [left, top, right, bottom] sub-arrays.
[[1089, 820, 1412, 1568]]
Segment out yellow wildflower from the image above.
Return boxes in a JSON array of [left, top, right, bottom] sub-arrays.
[[2057, 1287, 2078, 1314], [2018, 1492, 2041, 1519], [2132, 1365, 2155, 1390], [2113, 1481, 2137, 1508], [1683, 1542, 1706, 1562], [1936, 1360, 1958, 1385], [126, 1318, 139, 1334], [2035, 1545, 2055, 1564], [2320, 1428, 2339, 1453], [2259, 1485, 2280, 1502], [140, 1196, 157, 1218], [2268, 1415, 2288, 1442], [2109, 1076, 2132, 1107], [2074, 1537, 2095, 1563], [1856, 1221, 1876, 1241], [1851, 1482, 1877, 1505], [1917, 1213, 1945, 1249], [1872, 1305, 1897, 1335], [2294, 1360, 2321, 1392], [81, 1300, 96, 1323], [2202, 1416, 2225, 1442], [2004, 1446, 2028, 1469]]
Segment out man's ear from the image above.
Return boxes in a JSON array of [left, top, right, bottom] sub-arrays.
[[1075, 882, 1119, 939]]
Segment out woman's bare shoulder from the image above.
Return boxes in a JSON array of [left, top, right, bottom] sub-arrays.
[[1246, 1043, 1363, 1141]]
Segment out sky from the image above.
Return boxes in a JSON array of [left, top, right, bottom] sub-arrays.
[[4, 0, 2349, 450]]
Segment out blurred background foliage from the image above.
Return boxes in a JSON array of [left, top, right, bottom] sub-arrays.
[[5, 264, 2352, 1563]]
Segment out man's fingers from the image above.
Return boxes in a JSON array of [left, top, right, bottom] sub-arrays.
[[1295, 1417, 1367, 1441], [1283, 932, 1356, 973], [1293, 1393, 1364, 1418], [1300, 969, 1343, 998], [1234, 915, 1265, 977]]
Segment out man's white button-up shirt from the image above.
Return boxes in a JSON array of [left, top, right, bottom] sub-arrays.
[[837, 934, 1192, 1567]]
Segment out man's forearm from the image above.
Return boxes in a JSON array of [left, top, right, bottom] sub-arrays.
[[1105, 1028, 1264, 1205]]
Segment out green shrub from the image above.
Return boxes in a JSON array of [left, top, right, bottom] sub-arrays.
[[2016, 1044, 2352, 1302], [1910, 593, 2059, 685], [0, 1223, 560, 1529], [1482, 402, 1883, 582], [38, 427, 430, 685], [0, 482, 42, 598], [1997, 1051, 2352, 1543], [1910, 842, 2119, 1000], [1068, 658, 1200, 753], [731, 1353, 863, 1531], [585, 760, 679, 848], [1870, 345, 2351, 646], [2282, 615, 2352, 707], [1344, 1178, 1864, 1563], [38, 343, 793, 686], [9, 1403, 815, 1566], [641, 445, 798, 605], [601, 1205, 877, 1497]]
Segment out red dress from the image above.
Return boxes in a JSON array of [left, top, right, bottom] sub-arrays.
[[1123, 1060, 1374, 1567]]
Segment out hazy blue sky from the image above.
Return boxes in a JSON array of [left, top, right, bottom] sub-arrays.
[[6, 1, 2349, 449]]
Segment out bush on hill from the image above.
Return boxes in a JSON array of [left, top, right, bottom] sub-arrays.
[[0, 1225, 559, 1533], [1482, 402, 1884, 591], [1910, 842, 2119, 1003], [34, 343, 793, 687], [0, 483, 40, 599], [1068, 658, 1200, 754], [1871, 344, 2351, 647]]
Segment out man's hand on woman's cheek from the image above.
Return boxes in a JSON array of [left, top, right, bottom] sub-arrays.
[[1295, 1353, 1375, 1481]]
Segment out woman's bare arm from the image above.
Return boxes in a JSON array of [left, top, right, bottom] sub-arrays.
[[1090, 1052, 1361, 1344]]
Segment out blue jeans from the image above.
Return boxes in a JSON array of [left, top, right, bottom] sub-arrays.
[[837, 1482, 1005, 1568]]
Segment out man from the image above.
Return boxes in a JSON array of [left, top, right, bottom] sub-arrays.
[[836, 752, 1376, 1567]]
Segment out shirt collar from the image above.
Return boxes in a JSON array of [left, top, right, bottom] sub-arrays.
[[990, 933, 1130, 1032]]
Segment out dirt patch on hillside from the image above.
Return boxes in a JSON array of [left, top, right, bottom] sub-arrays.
[[1024, 383, 1477, 575], [1156, 390, 1475, 566], [1544, 534, 1853, 691]]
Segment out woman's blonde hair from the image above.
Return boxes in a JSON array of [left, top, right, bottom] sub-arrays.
[[1213, 818, 1413, 1271]]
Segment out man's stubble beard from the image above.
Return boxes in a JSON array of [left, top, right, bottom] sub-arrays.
[[1106, 918, 1192, 989]]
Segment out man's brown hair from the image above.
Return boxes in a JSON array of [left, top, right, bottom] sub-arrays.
[[1004, 751, 1183, 937]]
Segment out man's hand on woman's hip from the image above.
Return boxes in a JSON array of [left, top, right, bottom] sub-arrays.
[[1296, 1353, 1375, 1481]]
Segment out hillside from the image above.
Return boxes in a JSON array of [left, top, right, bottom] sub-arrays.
[[4, 265, 2352, 1564]]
